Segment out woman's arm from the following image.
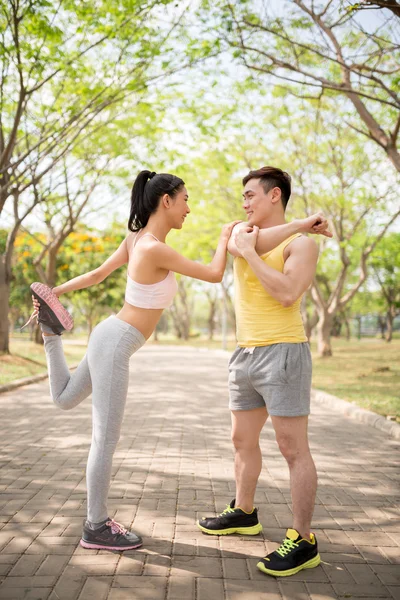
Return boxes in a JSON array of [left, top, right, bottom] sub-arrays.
[[228, 213, 332, 258], [147, 221, 240, 283], [53, 237, 129, 297]]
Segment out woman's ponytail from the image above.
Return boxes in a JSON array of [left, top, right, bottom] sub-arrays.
[[129, 170, 184, 232]]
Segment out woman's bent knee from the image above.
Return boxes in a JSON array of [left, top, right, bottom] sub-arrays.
[[52, 395, 75, 411]]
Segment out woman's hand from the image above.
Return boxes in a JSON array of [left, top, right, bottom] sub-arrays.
[[32, 296, 40, 317], [220, 220, 242, 241]]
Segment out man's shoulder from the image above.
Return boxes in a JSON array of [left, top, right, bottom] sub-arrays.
[[284, 234, 318, 259], [288, 234, 318, 251]]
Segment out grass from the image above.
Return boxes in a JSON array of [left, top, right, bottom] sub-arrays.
[[0, 334, 87, 386], [310, 337, 400, 421], [1, 333, 399, 420]]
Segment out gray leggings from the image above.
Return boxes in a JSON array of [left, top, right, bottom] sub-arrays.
[[43, 315, 145, 523]]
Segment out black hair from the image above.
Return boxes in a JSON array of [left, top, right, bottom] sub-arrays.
[[243, 166, 291, 210], [129, 170, 185, 231]]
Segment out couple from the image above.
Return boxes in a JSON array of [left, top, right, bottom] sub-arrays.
[[30, 166, 331, 578]]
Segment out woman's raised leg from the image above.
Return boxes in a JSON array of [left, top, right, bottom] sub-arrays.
[[43, 335, 92, 410]]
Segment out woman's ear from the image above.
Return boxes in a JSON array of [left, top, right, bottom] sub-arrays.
[[162, 193, 170, 208]]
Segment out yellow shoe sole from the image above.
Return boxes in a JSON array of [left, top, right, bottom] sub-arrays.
[[257, 553, 321, 577], [197, 521, 263, 536]]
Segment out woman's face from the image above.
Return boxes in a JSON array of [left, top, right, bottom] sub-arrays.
[[170, 186, 190, 229]]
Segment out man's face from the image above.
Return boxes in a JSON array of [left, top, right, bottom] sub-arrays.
[[242, 178, 278, 226]]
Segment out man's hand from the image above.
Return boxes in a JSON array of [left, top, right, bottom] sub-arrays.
[[295, 213, 333, 238], [235, 226, 260, 255]]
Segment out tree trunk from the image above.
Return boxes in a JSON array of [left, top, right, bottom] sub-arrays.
[[377, 315, 386, 339], [206, 292, 218, 341], [316, 311, 333, 357], [34, 323, 44, 345], [356, 315, 362, 340], [301, 294, 319, 342], [386, 310, 394, 343], [46, 248, 58, 288], [0, 254, 10, 353], [343, 315, 351, 341]]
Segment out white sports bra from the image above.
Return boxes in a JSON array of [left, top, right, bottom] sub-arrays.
[[125, 233, 178, 309]]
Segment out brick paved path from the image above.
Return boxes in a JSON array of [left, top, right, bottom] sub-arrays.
[[0, 346, 399, 600]]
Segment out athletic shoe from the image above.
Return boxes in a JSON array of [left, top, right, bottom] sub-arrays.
[[197, 499, 263, 535], [30, 283, 73, 335], [80, 518, 143, 551], [257, 528, 321, 577]]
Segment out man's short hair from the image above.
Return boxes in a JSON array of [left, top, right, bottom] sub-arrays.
[[242, 166, 291, 210]]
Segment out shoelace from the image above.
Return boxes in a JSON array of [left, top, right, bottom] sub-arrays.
[[20, 310, 38, 332], [276, 537, 298, 557], [220, 504, 235, 516], [106, 519, 128, 536]]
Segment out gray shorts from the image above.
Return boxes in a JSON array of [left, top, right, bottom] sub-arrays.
[[228, 343, 312, 416]]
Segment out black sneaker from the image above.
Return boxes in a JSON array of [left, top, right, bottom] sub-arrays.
[[257, 528, 321, 577], [80, 518, 143, 551], [197, 499, 263, 536]]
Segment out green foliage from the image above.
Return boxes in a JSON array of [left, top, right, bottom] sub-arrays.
[[370, 233, 400, 314], [58, 226, 127, 329]]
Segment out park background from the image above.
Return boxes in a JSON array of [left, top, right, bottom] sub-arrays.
[[0, 0, 399, 421]]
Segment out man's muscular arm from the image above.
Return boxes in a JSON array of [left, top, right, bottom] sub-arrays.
[[239, 233, 319, 307], [227, 213, 331, 258]]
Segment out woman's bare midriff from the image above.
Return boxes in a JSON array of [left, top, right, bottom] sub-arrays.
[[115, 303, 164, 340]]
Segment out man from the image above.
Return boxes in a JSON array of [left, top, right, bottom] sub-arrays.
[[198, 166, 332, 577]]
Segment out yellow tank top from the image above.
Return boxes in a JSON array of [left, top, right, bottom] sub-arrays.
[[234, 233, 307, 347]]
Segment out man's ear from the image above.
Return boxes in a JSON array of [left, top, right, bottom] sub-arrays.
[[162, 193, 170, 208], [270, 186, 282, 205]]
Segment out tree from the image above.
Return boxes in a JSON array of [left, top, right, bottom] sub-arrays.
[[370, 233, 400, 341], [57, 227, 127, 336], [200, 0, 400, 172], [347, 1, 400, 18], [179, 97, 400, 356], [283, 106, 400, 355], [0, 0, 191, 352]]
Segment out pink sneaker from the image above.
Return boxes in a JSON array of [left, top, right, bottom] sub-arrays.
[[30, 283, 73, 335]]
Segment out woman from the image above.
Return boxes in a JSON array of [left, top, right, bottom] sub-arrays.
[[30, 170, 329, 552]]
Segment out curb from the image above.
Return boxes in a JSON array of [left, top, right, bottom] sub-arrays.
[[312, 389, 400, 441], [0, 364, 79, 394]]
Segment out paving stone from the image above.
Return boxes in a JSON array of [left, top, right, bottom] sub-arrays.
[[77, 576, 113, 600], [306, 582, 339, 600], [1, 347, 399, 600], [279, 580, 310, 599], [372, 564, 400, 585], [167, 575, 195, 599], [2, 589, 52, 600], [225, 578, 281, 599], [171, 555, 222, 578], [333, 582, 392, 597], [8, 554, 45, 576], [35, 554, 70, 577], [142, 553, 171, 577], [197, 577, 225, 600], [222, 557, 250, 580], [112, 576, 167, 599], [0, 575, 57, 588]]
